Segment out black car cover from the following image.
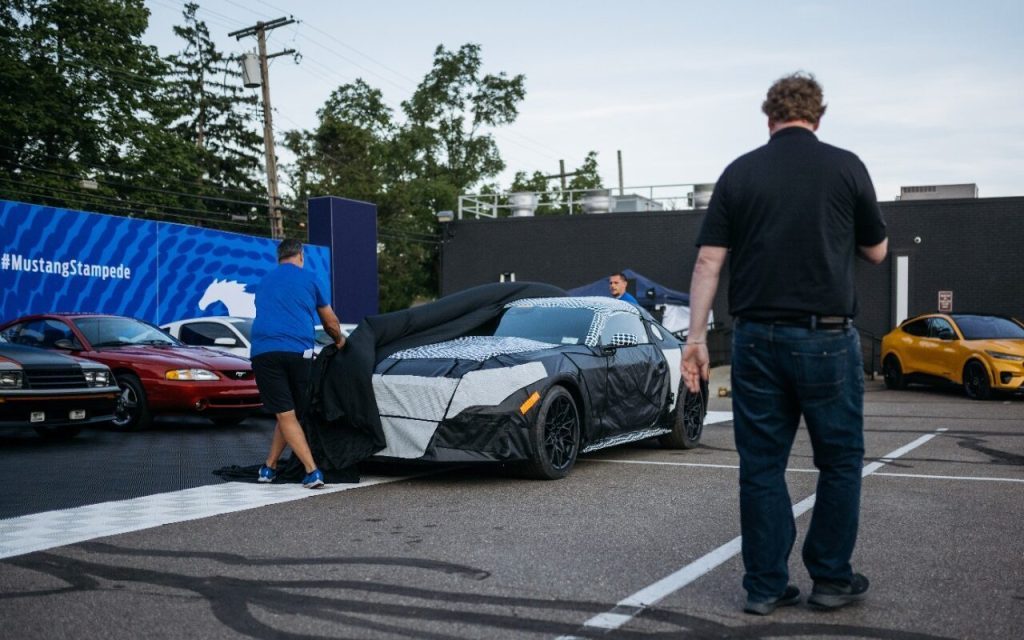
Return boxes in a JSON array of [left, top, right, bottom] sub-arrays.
[[216, 281, 565, 483], [307, 281, 566, 473]]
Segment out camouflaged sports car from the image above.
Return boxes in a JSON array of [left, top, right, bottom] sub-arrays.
[[365, 295, 707, 479]]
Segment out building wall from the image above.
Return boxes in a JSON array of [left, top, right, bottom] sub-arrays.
[[441, 196, 1024, 367]]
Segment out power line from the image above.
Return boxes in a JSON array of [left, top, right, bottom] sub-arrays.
[[0, 182, 266, 233], [0, 144, 266, 200], [0, 159, 288, 213]]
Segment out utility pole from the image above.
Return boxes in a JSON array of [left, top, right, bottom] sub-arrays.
[[617, 150, 624, 195], [230, 17, 295, 240]]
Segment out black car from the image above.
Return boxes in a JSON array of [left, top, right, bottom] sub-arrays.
[[313, 285, 708, 480], [0, 334, 120, 439]]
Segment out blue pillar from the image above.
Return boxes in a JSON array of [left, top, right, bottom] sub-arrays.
[[307, 196, 378, 323]]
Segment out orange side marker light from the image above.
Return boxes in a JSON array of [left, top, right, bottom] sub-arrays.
[[520, 391, 541, 415]]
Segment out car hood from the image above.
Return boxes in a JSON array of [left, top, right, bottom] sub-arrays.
[[388, 336, 559, 363], [972, 339, 1024, 355], [92, 345, 251, 368], [0, 343, 94, 368]]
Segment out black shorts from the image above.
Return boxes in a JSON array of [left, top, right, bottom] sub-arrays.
[[251, 352, 313, 416]]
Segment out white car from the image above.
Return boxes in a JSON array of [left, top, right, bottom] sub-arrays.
[[161, 316, 355, 358]]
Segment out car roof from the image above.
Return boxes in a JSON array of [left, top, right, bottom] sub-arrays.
[[508, 296, 641, 315]]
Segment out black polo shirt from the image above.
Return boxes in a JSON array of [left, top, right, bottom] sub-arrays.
[[696, 127, 887, 320]]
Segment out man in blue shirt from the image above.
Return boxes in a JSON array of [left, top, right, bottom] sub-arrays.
[[251, 239, 345, 488], [608, 272, 640, 306]]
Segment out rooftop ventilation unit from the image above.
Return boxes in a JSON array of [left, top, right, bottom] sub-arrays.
[[899, 183, 978, 200]]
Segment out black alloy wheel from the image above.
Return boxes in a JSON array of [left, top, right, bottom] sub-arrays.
[[523, 386, 580, 480], [112, 373, 152, 430], [962, 360, 992, 400], [660, 378, 708, 449], [883, 355, 906, 390]]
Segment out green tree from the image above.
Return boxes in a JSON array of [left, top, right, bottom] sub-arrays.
[[0, 1, 268, 233], [284, 43, 527, 311], [164, 3, 264, 204], [0, 1, 167, 211]]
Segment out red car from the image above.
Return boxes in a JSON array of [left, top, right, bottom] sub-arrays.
[[0, 314, 262, 429]]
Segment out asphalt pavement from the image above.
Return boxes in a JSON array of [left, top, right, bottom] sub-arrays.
[[0, 373, 1022, 639]]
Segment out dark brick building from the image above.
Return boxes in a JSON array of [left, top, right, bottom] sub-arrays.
[[439, 196, 1024, 369]]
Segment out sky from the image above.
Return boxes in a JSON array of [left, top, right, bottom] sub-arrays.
[[142, 0, 1024, 203]]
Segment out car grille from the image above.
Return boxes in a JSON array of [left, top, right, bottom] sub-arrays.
[[220, 370, 254, 381], [24, 368, 88, 389]]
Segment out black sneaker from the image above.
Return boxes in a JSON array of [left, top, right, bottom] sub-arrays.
[[743, 585, 801, 615], [808, 573, 870, 610]]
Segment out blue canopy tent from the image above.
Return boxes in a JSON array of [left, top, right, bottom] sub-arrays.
[[566, 269, 703, 334]]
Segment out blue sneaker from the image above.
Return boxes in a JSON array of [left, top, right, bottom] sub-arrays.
[[302, 469, 325, 489], [257, 465, 277, 483]]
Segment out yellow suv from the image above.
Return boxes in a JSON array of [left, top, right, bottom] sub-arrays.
[[881, 313, 1024, 400]]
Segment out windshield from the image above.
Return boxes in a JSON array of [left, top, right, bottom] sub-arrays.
[[494, 306, 594, 345], [74, 317, 180, 347], [953, 315, 1024, 340], [228, 318, 254, 341]]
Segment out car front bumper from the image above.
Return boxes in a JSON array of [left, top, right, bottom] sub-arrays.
[[0, 386, 120, 428], [145, 379, 263, 413]]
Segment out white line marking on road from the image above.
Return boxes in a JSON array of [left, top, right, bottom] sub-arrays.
[[0, 476, 412, 560], [557, 428, 947, 639], [872, 472, 1024, 483], [589, 459, 1024, 484]]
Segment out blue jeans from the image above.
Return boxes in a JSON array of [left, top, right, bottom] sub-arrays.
[[731, 319, 865, 600]]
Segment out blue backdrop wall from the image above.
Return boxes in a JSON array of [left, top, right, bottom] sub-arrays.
[[0, 199, 332, 325]]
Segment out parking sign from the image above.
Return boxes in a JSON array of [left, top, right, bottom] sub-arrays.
[[938, 290, 953, 312]]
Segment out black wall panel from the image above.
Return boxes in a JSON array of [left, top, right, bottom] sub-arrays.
[[441, 197, 1024, 365]]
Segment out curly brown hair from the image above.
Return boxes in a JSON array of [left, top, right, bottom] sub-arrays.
[[761, 72, 827, 125]]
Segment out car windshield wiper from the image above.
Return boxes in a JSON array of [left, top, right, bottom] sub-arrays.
[[139, 339, 175, 346], [91, 340, 132, 347]]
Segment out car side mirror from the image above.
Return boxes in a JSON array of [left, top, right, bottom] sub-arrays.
[[214, 337, 239, 347], [604, 333, 639, 351], [53, 338, 79, 350]]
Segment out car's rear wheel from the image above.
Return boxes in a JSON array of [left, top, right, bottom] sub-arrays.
[[112, 373, 152, 430], [883, 355, 906, 390], [660, 379, 707, 449], [523, 386, 580, 480], [33, 426, 81, 440], [962, 361, 992, 400]]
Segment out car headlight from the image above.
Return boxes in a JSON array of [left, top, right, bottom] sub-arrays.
[[0, 370, 23, 389], [83, 370, 112, 387], [985, 350, 1024, 362], [166, 369, 219, 381]]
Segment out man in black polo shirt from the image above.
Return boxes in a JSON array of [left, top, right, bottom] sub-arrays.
[[681, 72, 888, 615]]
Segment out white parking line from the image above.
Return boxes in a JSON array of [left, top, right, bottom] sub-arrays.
[[0, 476, 413, 560], [589, 458, 1024, 484], [558, 428, 949, 639]]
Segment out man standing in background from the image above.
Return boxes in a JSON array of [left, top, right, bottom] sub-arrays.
[[251, 238, 345, 489], [681, 72, 888, 615], [608, 271, 640, 306]]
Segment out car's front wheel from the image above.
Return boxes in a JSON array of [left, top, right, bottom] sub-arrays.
[[660, 379, 708, 449], [962, 360, 992, 400], [883, 355, 906, 390], [523, 386, 580, 480], [112, 373, 152, 430]]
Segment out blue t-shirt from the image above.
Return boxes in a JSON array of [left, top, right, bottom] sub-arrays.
[[250, 264, 328, 356], [616, 291, 640, 307]]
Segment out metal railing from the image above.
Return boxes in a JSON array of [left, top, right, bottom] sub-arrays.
[[457, 182, 715, 219]]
